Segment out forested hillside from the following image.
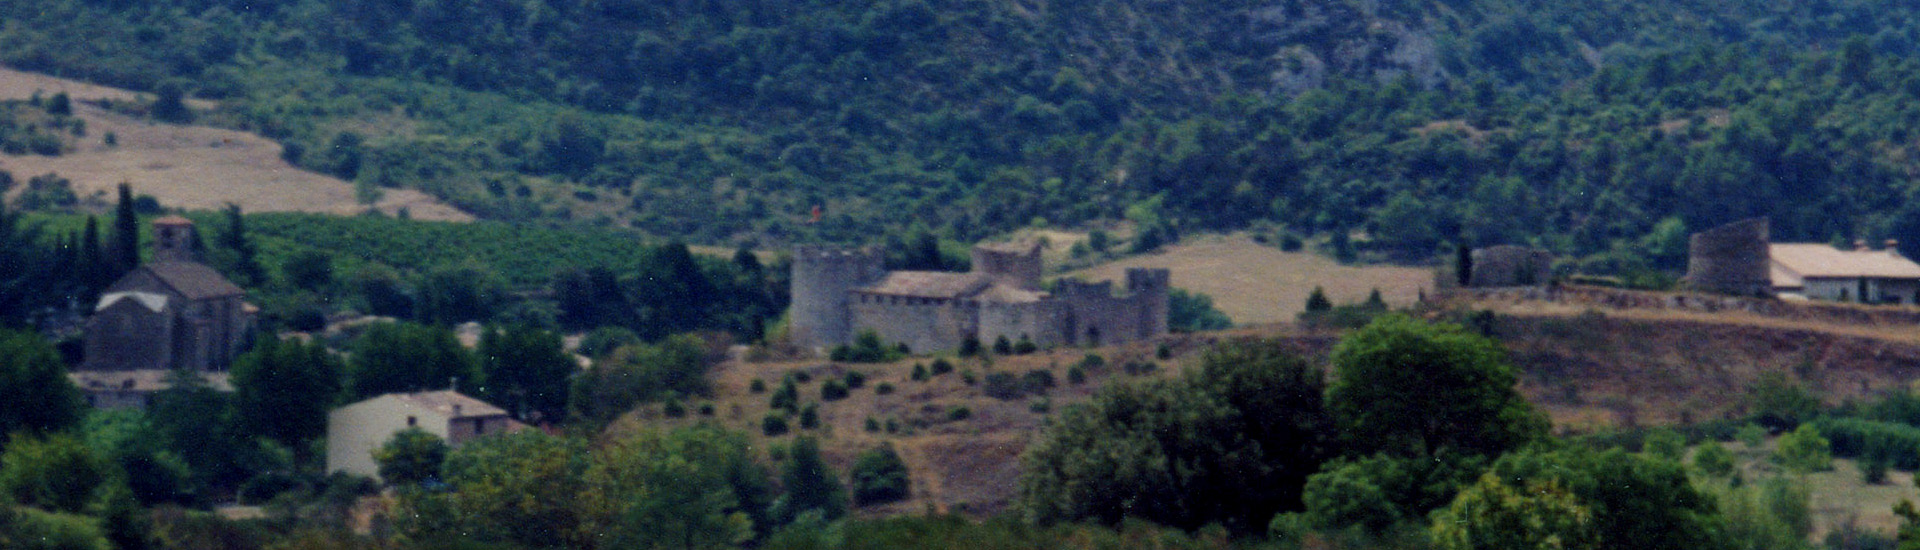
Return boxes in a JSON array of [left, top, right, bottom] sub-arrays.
[[4, 0, 1920, 271]]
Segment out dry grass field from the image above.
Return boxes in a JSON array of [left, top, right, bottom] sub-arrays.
[[1064, 233, 1435, 325], [0, 66, 471, 221]]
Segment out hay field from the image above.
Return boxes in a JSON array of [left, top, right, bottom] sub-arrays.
[[0, 66, 471, 221], [1064, 234, 1435, 325]]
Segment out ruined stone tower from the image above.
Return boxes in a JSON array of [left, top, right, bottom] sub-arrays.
[[970, 241, 1043, 290], [789, 246, 884, 351], [1125, 268, 1172, 340], [1685, 217, 1771, 296]]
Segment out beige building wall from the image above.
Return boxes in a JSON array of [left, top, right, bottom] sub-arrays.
[[326, 395, 450, 480]]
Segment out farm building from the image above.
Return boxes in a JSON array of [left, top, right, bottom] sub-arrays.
[[1770, 241, 1920, 304], [326, 390, 526, 481]]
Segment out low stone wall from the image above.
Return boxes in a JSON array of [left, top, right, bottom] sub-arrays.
[[1451, 284, 1920, 328]]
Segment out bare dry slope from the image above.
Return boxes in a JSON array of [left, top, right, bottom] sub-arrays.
[[1065, 234, 1434, 324], [0, 66, 471, 221]]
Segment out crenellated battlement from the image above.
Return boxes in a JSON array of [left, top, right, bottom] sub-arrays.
[[1126, 268, 1171, 293]]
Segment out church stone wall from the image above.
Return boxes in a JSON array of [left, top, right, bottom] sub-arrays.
[[84, 299, 174, 371], [1685, 218, 1771, 296]]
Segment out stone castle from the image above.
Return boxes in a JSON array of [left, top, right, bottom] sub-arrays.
[[790, 242, 1169, 353]]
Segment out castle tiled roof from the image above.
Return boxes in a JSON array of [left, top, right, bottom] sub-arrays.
[[856, 272, 992, 299], [141, 261, 245, 300], [1770, 244, 1920, 284]]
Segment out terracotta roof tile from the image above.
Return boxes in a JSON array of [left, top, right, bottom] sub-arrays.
[[143, 261, 245, 300], [393, 390, 509, 418]]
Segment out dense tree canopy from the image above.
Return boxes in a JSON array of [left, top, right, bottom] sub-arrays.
[[231, 337, 343, 448], [1021, 338, 1334, 533], [348, 321, 477, 400], [0, 331, 84, 442], [1327, 314, 1546, 460]]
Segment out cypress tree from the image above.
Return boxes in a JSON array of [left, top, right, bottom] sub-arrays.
[[111, 183, 138, 276], [80, 216, 106, 295]]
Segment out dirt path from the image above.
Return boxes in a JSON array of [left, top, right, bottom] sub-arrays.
[[0, 66, 472, 221]]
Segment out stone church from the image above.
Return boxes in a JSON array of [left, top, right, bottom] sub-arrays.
[[790, 242, 1169, 353], [75, 216, 254, 407]]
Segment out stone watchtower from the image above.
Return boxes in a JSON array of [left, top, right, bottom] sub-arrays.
[[789, 246, 884, 351], [1125, 268, 1172, 340], [970, 242, 1043, 290], [1685, 217, 1771, 296]]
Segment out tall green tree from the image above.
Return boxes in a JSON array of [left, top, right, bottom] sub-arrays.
[[349, 321, 476, 399], [478, 325, 576, 423], [568, 334, 709, 425], [775, 437, 846, 526], [582, 426, 763, 549], [230, 337, 343, 450], [0, 331, 84, 440], [1021, 339, 1335, 533], [850, 444, 911, 507], [1481, 447, 1727, 550], [1327, 314, 1545, 460], [1430, 473, 1599, 550], [0, 433, 116, 514], [431, 429, 590, 548], [217, 203, 264, 286], [417, 261, 505, 325], [374, 428, 448, 486], [110, 182, 138, 276]]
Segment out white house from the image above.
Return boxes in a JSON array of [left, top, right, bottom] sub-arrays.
[[325, 390, 525, 480], [1771, 241, 1920, 304]]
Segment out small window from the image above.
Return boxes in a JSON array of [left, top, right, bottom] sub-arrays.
[[406, 416, 417, 427]]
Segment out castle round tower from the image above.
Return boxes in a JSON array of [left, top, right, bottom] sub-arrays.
[[789, 246, 884, 351]]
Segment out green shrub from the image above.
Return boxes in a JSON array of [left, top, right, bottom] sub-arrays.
[[697, 402, 716, 416], [911, 363, 929, 381], [844, 371, 867, 389], [1737, 423, 1767, 448], [1643, 428, 1685, 461], [770, 379, 799, 413], [1013, 336, 1038, 355], [992, 336, 1013, 355], [930, 358, 955, 375], [762, 414, 790, 436], [850, 445, 911, 506], [1774, 424, 1832, 473], [1811, 417, 1920, 470], [1067, 366, 1086, 385], [750, 379, 767, 393], [875, 382, 895, 395], [821, 380, 849, 401], [947, 407, 971, 421], [1693, 442, 1736, 478], [662, 398, 686, 418], [864, 417, 881, 432], [799, 404, 820, 430]]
